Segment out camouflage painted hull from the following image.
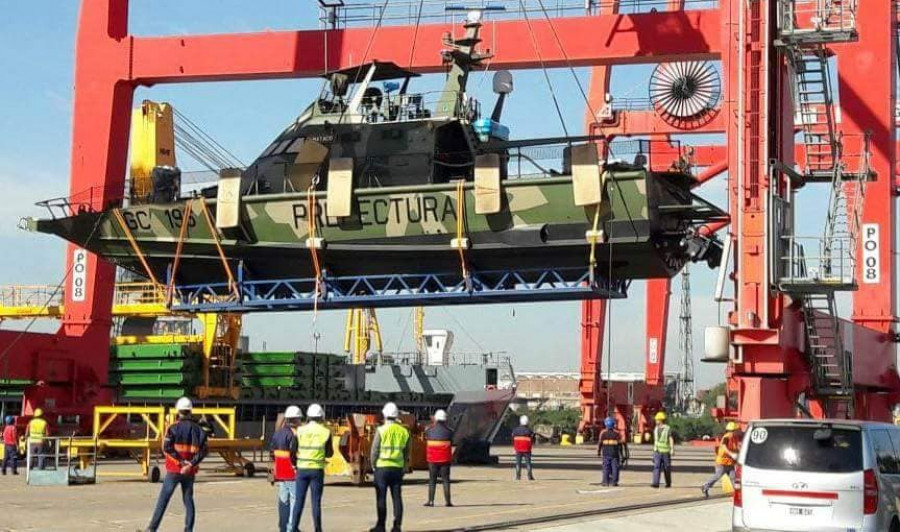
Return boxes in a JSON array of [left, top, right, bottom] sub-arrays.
[[31, 169, 713, 285]]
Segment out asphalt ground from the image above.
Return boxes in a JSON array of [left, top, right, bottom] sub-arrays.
[[0, 445, 731, 531]]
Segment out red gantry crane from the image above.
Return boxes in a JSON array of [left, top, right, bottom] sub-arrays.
[[1, 0, 896, 429]]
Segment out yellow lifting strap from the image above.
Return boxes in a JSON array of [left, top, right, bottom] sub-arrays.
[[306, 185, 324, 316], [453, 180, 471, 283], [112, 208, 163, 290], [588, 203, 603, 271], [195, 198, 240, 300], [166, 198, 195, 305]]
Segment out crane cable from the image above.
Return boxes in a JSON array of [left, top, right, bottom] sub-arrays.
[[173, 109, 244, 172], [336, 0, 391, 127], [407, 0, 426, 68], [533, 0, 604, 139], [605, 230, 615, 416], [518, 0, 569, 138]]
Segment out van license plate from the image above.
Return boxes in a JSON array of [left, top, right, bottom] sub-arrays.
[[789, 507, 814, 516]]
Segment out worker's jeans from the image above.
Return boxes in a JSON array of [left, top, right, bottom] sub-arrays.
[[427, 463, 452, 505], [515, 452, 534, 480], [602, 456, 620, 486], [2, 444, 18, 474], [374, 467, 405, 530], [28, 443, 44, 470], [702, 464, 735, 491], [148, 473, 196, 532], [295, 469, 325, 532], [276, 479, 298, 532], [651, 452, 672, 487]]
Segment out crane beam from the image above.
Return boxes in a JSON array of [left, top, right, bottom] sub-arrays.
[[130, 10, 722, 84]]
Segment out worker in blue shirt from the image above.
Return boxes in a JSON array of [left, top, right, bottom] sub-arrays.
[[144, 397, 209, 532], [597, 417, 626, 486], [271, 405, 303, 532]]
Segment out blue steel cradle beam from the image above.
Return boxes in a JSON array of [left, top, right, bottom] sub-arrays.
[[169, 265, 630, 313]]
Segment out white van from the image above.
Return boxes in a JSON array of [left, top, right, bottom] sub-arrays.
[[733, 419, 900, 532]]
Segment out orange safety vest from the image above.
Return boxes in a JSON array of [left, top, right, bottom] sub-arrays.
[[715, 432, 740, 466]]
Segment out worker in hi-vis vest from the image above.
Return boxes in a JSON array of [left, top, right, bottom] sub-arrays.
[[294, 403, 333, 532], [145, 397, 209, 532], [270, 405, 302, 532], [369, 402, 411, 532], [423, 409, 454, 507], [701, 421, 742, 498], [512, 415, 535, 481], [651, 411, 674, 488], [25, 408, 49, 470]]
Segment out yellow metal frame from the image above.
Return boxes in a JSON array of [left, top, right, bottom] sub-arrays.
[[62, 405, 263, 481], [0, 282, 175, 320], [61, 406, 166, 479], [112, 334, 203, 346]]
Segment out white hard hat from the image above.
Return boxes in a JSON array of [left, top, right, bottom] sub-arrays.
[[434, 409, 448, 422], [307, 403, 325, 419], [284, 405, 302, 419], [382, 402, 399, 419], [175, 397, 193, 412], [520, 415, 529, 426]]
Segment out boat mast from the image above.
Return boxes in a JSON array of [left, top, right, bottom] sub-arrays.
[[435, 9, 492, 119]]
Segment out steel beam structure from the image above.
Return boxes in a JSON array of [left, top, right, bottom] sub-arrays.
[[171, 267, 628, 313]]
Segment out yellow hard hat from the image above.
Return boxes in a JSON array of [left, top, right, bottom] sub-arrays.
[[654, 411, 667, 422], [33, 408, 43, 418], [725, 421, 738, 432]]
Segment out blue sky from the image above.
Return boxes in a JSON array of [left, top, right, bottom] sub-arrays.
[[0, 1, 774, 389]]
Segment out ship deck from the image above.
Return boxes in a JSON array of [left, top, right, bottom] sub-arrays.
[[1, 445, 731, 531]]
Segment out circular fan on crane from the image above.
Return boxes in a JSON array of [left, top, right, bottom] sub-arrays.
[[649, 61, 721, 129]]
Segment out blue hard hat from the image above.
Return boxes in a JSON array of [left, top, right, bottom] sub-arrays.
[[604, 417, 615, 429], [4, 416, 13, 425]]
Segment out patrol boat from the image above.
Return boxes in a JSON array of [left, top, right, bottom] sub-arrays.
[[25, 14, 726, 288]]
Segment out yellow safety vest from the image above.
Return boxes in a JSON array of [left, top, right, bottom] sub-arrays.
[[654, 425, 671, 454], [27, 418, 47, 444], [376, 423, 410, 469], [296, 422, 331, 470]]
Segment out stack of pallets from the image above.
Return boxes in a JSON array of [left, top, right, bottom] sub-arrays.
[[240, 352, 349, 401]]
